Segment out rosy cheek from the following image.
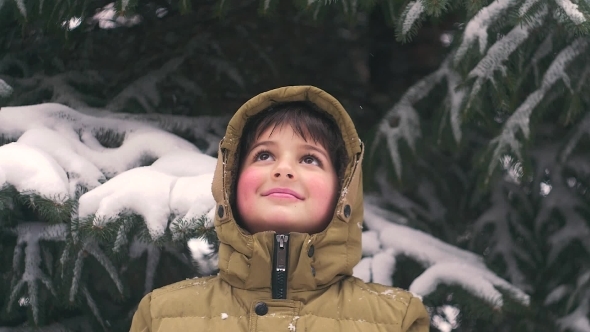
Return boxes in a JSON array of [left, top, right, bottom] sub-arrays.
[[236, 167, 263, 215], [307, 174, 337, 207]]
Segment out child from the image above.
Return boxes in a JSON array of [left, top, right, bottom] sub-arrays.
[[130, 86, 430, 331]]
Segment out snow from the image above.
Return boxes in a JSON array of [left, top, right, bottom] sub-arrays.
[[78, 168, 178, 238], [0, 103, 199, 178], [353, 257, 372, 283], [361, 230, 381, 256], [92, 2, 141, 29], [555, 0, 586, 24], [0, 78, 12, 97], [151, 151, 217, 177], [15, 0, 26, 18], [361, 203, 530, 307], [455, 0, 514, 63], [78, 168, 215, 239], [466, 6, 547, 109], [17, 128, 105, 195], [0, 142, 69, 198], [544, 285, 569, 305], [374, 55, 464, 177], [487, 37, 589, 177], [188, 238, 217, 275], [0, 103, 217, 239], [402, 1, 425, 36]]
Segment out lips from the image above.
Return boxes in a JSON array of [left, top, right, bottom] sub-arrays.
[[262, 188, 304, 200]]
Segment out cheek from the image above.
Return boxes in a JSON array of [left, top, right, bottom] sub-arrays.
[[307, 174, 338, 208], [236, 168, 264, 211]]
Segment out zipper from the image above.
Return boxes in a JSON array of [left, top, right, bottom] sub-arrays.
[[272, 234, 289, 299]]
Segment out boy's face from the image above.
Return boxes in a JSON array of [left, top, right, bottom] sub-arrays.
[[236, 124, 338, 234]]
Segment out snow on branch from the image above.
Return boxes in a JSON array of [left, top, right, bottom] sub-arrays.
[[0, 78, 12, 97], [455, 0, 516, 64], [465, 6, 548, 109], [532, 144, 590, 264], [472, 180, 534, 291], [486, 37, 589, 178], [78, 164, 216, 239], [0, 103, 202, 197], [6, 222, 67, 324], [359, 203, 530, 307], [374, 55, 465, 178], [0, 142, 69, 199], [97, 112, 228, 155], [555, 0, 587, 25], [556, 273, 590, 332], [400, 1, 425, 37]]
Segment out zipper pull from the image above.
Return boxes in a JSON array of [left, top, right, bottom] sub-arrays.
[[272, 234, 289, 299], [276, 234, 289, 271]]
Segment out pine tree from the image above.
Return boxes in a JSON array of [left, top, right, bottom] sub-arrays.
[[1, 0, 590, 331]]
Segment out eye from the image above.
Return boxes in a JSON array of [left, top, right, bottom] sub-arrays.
[[254, 150, 274, 162], [301, 154, 321, 166]]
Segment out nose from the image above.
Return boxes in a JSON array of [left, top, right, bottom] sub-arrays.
[[273, 159, 295, 179]]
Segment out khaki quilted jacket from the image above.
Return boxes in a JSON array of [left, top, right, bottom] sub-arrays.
[[130, 86, 430, 332]]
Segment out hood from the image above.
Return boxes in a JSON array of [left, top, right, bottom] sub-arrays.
[[212, 86, 364, 293]]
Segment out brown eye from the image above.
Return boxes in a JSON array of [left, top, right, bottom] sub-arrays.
[[302, 155, 320, 166], [255, 151, 273, 161]]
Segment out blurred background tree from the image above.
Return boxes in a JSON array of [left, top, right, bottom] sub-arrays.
[[1, 0, 590, 331]]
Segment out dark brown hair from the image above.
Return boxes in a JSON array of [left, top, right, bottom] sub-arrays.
[[230, 101, 349, 219]]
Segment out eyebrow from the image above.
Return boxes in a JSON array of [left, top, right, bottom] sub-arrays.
[[248, 141, 330, 161]]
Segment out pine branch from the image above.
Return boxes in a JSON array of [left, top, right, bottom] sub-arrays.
[[373, 55, 463, 178], [6, 222, 67, 325], [363, 203, 531, 308], [396, 0, 425, 43], [484, 37, 589, 180], [455, 0, 518, 64], [464, 5, 548, 113], [471, 180, 534, 292], [107, 57, 185, 114]]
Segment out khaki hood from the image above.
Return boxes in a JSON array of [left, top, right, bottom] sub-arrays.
[[212, 86, 364, 294]]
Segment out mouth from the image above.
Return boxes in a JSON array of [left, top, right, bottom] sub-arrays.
[[262, 188, 304, 200]]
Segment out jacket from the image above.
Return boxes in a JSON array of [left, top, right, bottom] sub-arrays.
[[130, 86, 430, 331]]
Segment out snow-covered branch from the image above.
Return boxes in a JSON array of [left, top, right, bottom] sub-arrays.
[[0, 78, 12, 97], [486, 37, 589, 178], [6, 222, 67, 324], [455, 0, 516, 64], [466, 6, 548, 108], [0, 104, 202, 197], [357, 203, 530, 308], [374, 55, 464, 178], [78, 162, 216, 239], [471, 180, 534, 291]]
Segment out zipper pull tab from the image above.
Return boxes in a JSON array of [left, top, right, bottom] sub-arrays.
[[275, 234, 289, 271], [278, 234, 287, 249]]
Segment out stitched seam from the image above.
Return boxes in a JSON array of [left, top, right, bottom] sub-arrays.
[[347, 278, 412, 304], [156, 314, 400, 326]]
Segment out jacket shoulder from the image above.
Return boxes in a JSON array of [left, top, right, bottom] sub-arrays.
[[345, 277, 430, 331], [151, 275, 217, 300]]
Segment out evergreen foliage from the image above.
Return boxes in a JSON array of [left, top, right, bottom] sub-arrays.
[[1, 0, 590, 331]]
